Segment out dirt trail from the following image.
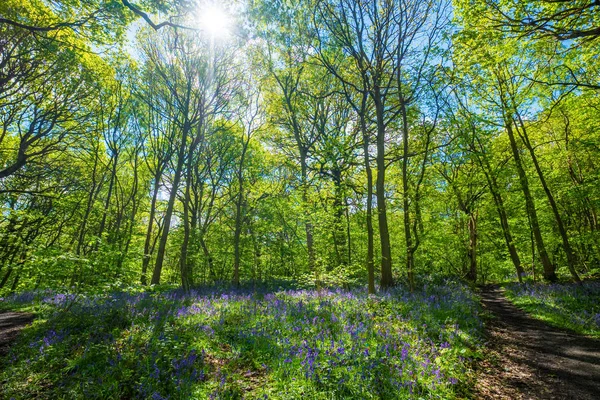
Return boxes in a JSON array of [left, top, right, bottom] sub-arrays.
[[474, 285, 600, 400], [0, 311, 34, 357]]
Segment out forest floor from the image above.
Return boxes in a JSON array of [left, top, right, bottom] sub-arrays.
[[2, 286, 600, 399], [474, 285, 600, 400], [0, 311, 34, 357]]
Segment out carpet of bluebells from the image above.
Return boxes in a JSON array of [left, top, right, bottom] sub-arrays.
[[0, 282, 482, 399], [504, 281, 600, 338]]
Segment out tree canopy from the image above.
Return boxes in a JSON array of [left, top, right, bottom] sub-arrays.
[[1, 0, 599, 294]]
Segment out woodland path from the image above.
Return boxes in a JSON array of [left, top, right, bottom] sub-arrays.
[[474, 285, 600, 399], [0, 311, 34, 358]]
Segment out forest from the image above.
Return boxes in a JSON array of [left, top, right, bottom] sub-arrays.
[[1, 0, 599, 399]]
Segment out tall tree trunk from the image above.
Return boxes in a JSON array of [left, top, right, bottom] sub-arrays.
[[76, 145, 102, 256], [233, 139, 249, 287], [249, 223, 262, 285], [151, 122, 190, 285], [359, 99, 375, 294], [300, 156, 316, 283], [179, 171, 192, 291], [505, 120, 556, 281], [9, 252, 26, 293], [374, 89, 393, 289], [0, 265, 13, 289], [141, 173, 161, 285], [466, 211, 478, 282], [513, 115, 581, 282], [481, 164, 524, 282], [98, 153, 118, 244], [71, 144, 104, 286], [331, 169, 347, 268], [119, 151, 140, 279], [345, 198, 352, 266], [400, 101, 413, 290], [232, 183, 244, 287]]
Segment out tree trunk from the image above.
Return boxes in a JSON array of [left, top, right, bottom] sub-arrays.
[[300, 157, 316, 282], [249, 224, 262, 285], [493, 181, 524, 282], [505, 120, 556, 281], [151, 121, 190, 285], [374, 88, 393, 289], [513, 115, 581, 282], [359, 99, 375, 294], [466, 211, 477, 283], [233, 139, 249, 287], [400, 101, 414, 290], [179, 169, 193, 291], [97, 153, 118, 244], [141, 173, 161, 285], [331, 168, 347, 268], [232, 185, 244, 287], [478, 153, 525, 282], [119, 151, 140, 279], [71, 143, 104, 286]]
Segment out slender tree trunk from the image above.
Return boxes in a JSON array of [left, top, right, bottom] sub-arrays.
[[300, 157, 316, 282], [359, 100, 375, 294], [249, 224, 262, 285], [513, 116, 581, 282], [505, 120, 556, 281], [345, 198, 352, 266], [232, 182, 244, 287], [400, 101, 414, 290], [331, 169, 347, 268], [233, 140, 249, 287], [151, 122, 190, 285], [466, 211, 477, 282], [98, 153, 118, 243], [179, 173, 192, 291], [9, 252, 26, 293], [374, 89, 393, 289], [482, 166, 524, 282], [529, 212, 536, 282], [141, 173, 161, 285], [0, 266, 13, 289], [71, 145, 104, 286], [119, 152, 140, 279], [0, 215, 18, 274], [76, 146, 102, 256]]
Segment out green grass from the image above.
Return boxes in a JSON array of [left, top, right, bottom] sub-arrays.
[[503, 281, 600, 338], [0, 282, 483, 399]]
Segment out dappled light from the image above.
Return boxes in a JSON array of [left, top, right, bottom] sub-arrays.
[[1, 0, 600, 398]]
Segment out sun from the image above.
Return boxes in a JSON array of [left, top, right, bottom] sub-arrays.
[[199, 6, 231, 38]]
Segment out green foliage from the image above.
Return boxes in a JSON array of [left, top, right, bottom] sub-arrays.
[[1, 0, 599, 319]]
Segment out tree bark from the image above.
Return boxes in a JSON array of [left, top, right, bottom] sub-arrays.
[[141, 173, 161, 285], [232, 150, 248, 287], [97, 152, 118, 244], [360, 106, 376, 294], [179, 168, 193, 291], [151, 120, 190, 285], [505, 120, 556, 281], [374, 87, 393, 289], [466, 211, 478, 282], [400, 100, 414, 290], [480, 163, 525, 282], [513, 114, 581, 282]]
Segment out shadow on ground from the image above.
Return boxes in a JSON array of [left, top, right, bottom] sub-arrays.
[[475, 285, 600, 400], [0, 312, 35, 357]]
